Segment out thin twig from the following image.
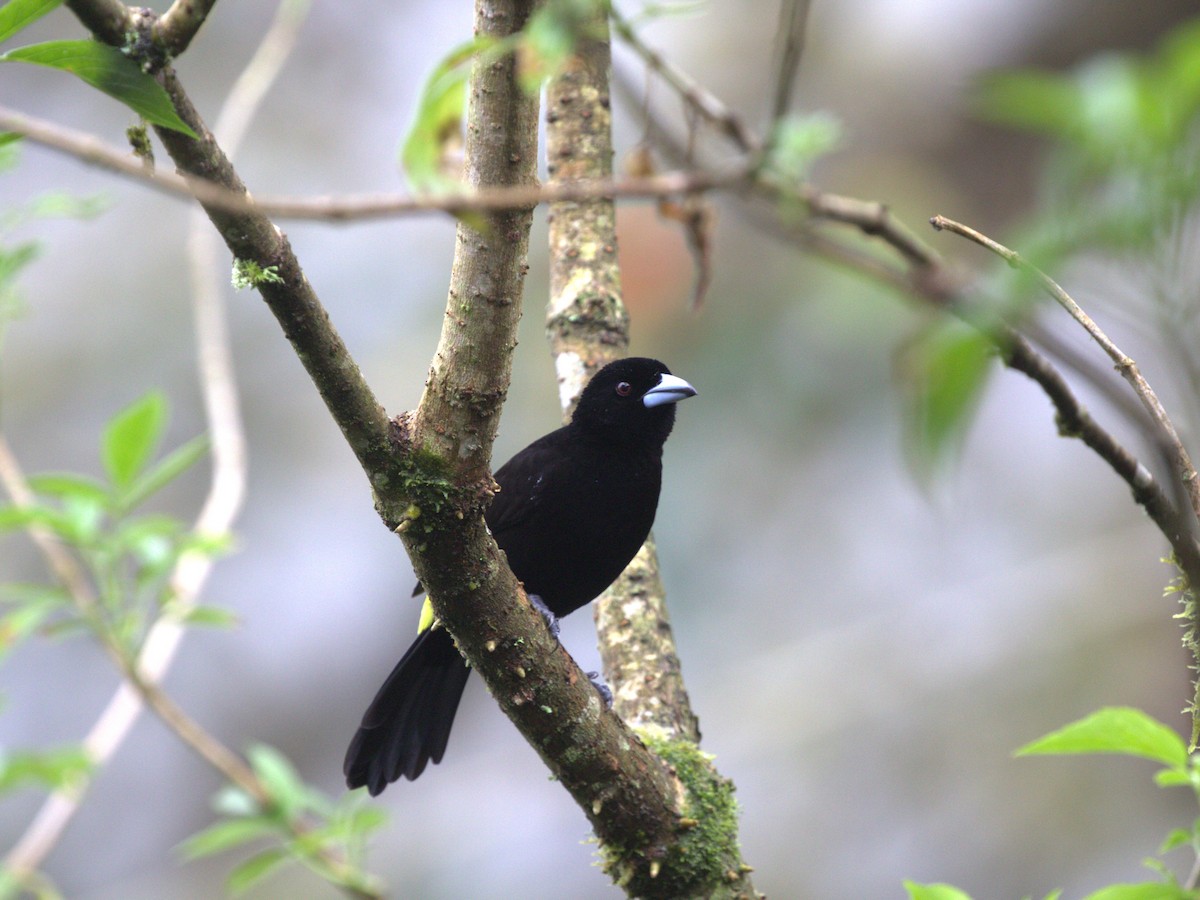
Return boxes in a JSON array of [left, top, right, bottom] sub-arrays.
[[931, 214, 1200, 524], [768, 0, 811, 125], [801, 184, 938, 268], [0, 439, 98, 613], [610, 4, 760, 154], [0, 105, 745, 222]]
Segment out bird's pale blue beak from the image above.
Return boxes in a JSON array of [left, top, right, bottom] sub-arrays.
[[642, 373, 698, 408]]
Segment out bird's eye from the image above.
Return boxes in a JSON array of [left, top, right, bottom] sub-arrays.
[[615, 381, 632, 397]]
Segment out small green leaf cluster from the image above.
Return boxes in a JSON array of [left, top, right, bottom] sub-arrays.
[[0, 0, 196, 137], [978, 20, 1200, 265], [230, 259, 284, 290], [179, 744, 385, 896], [0, 392, 221, 661], [908, 707, 1200, 899]]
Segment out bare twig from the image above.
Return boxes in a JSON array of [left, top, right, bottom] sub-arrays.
[[610, 4, 760, 154], [931, 214, 1200, 524], [768, 0, 812, 125], [800, 184, 938, 268], [0, 103, 743, 221]]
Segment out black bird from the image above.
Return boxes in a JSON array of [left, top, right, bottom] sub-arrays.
[[344, 358, 696, 795]]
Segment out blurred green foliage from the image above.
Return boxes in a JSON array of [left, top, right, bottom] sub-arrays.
[[181, 744, 385, 896], [907, 22, 1200, 897], [978, 19, 1200, 264]]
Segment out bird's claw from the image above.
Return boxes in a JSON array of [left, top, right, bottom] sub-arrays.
[[527, 593, 561, 638], [586, 671, 614, 708]]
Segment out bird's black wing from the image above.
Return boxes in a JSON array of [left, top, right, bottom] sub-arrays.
[[484, 425, 572, 539]]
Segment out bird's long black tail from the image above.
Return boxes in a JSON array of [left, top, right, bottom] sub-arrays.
[[344, 626, 471, 795]]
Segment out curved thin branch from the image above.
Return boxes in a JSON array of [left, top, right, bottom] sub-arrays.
[[931, 214, 1200, 524], [610, 4, 760, 154]]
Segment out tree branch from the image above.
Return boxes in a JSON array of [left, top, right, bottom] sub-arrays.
[[610, 4, 760, 154], [0, 103, 743, 221], [153, 0, 222, 57], [63, 0, 132, 45], [147, 70, 397, 479]]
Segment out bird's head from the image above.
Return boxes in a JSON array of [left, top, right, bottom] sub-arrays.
[[570, 357, 697, 445]]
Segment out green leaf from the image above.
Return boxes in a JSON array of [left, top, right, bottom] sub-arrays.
[[401, 37, 489, 193], [25, 473, 109, 505], [0, 241, 39, 285], [0, 745, 91, 793], [343, 803, 387, 836], [178, 604, 240, 629], [0, 503, 75, 539], [213, 785, 261, 818], [0, 504, 39, 532], [24, 191, 109, 220], [178, 817, 276, 861], [0, 41, 197, 137], [247, 744, 307, 816], [0, 582, 70, 607], [977, 70, 1083, 140], [102, 391, 167, 491], [901, 320, 995, 478], [903, 881, 975, 900], [227, 847, 289, 896], [0, 0, 63, 46], [1159, 826, 1193, 854], [767, 112, 842, 178], [60, 493, 105, 544], [1081, 884, 1191, 900], [1016, 707, 1188, 769], [0, 601, 53, 658], [517, 0, 601, 94], [1153, 768, 1191, 787], [121, 434, 208, 510]]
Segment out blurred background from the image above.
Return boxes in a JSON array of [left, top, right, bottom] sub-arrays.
[[3, 0, 1200, 897]]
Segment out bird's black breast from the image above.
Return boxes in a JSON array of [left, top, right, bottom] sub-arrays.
[[485, 427, 663, 618]]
